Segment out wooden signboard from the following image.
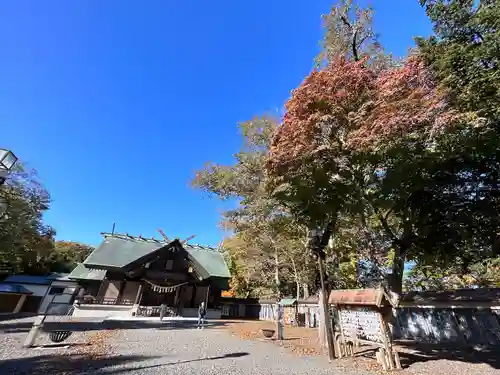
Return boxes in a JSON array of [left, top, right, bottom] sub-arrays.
[[339, 307, 385, 344]]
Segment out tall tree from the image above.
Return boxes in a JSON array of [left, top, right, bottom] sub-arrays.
[[412, 0, 500, 275], [47, 241, 95, 273], [0, 164, 54, 275], [267, 1, 463, 294], [316, 0, 393, 70], [193, 116, 317, 298]]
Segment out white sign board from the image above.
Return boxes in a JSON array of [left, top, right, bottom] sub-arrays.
[[339, 307, 384, 344]]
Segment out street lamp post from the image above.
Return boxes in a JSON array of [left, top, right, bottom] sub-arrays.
[[309, 228, 336, 361], [0, 148, 18, 185], [0, 148, 19, 217]]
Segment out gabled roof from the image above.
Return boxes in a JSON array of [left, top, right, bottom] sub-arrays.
[[0, 283, 33, 294], [328, 288, 397, 308], [83, 235, 172, 269], [77, 233, 230, 281], [184, 244, 231, 279], [68, 264, 106, 281], [278, 298, 297, 306], [4, 273, 70, 285]]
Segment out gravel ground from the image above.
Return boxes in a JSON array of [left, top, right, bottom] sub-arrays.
[[102, 323, 375, 375], [0, 317, 498, 375], [225, 321, 500, 375], [0, 315, 117, 375], [0, 317, 374, 375]]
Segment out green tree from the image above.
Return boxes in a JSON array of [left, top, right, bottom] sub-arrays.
[[0, 164, 54, 275], [0, 164, 92, 276], [266, 1, 468, 295], [412, 0, 500, 275], [193, 116, 318, 298], [316, 0, 393, 70], [47, 241, 94, 273]]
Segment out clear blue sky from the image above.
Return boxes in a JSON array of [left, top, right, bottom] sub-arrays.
[[0, 1, 431, 247]]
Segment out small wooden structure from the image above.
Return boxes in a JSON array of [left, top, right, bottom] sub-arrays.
[[0, 283, 32, 314], [278, 298, 298, 325], [329, 288, 402, 370]]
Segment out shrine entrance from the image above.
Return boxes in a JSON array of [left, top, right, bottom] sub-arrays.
[[137, 280, 188, 317]]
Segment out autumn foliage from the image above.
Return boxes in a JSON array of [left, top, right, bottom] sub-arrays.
[[267, 55, 457, 174]]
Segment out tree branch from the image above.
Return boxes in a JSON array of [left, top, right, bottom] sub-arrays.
[[352, 28, 360, 61], [339, 14, 360, 61]]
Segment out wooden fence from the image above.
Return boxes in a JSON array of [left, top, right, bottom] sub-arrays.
[[393, 306, 500, 345], [220, 297, 321, 326], [220, 288, 500, 346]]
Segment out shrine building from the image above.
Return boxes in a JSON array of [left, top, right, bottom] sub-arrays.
[[67, 232, 230, 319]]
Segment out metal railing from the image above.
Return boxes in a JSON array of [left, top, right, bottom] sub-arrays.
[[136, 305, 178, 317], [76, 296, 135, 306]]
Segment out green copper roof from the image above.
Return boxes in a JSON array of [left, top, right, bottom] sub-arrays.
[[68, 263, 106, 281], [184, 245, 230, 279], [79, 234, 230, 281], [83, 236, 166, 269], [278, 298, 297, 306]]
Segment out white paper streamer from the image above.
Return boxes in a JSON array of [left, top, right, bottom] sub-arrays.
[[145, 280, 188, 294]]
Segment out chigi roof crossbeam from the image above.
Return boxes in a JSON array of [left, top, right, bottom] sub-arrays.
[[100, 232, 165, 244], [99, 231, 222, 252]]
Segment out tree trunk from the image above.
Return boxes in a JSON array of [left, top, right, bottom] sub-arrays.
[[318, 258, 335, 360], [387, 245, 405, 295], [318, 288, 327, 347], [274, 250, 280, 297], [290, 258, 300, 301], [303, 284, 309, 299]]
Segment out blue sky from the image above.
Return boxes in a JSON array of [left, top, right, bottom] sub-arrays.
[[0, 1, 432, 247]]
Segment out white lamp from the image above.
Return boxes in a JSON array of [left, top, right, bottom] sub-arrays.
[[0, 149, 18, 215], [0, 149, 18, 171]]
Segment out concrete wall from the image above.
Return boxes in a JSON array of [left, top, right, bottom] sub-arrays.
[[181, 307, 221, 319], [72, 304, 134, 318]]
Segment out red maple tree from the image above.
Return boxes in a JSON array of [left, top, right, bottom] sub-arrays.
[[267, 56, 457, 175]]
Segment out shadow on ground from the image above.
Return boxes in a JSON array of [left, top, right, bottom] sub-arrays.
[[396, 342, 500, 370], [0, 352, 250, 375], [116, 352, 250, 371], [352, 342, 500, 370], [0, 353, 157, 375], [0, 319, 240, 334]]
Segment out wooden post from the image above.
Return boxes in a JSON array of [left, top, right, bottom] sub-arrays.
[[174, 284, 182, 315], [318, 256, 335, 361], [277, 304, 284, 341], [134, 282, 144, 305], [204, 284, 210, 308], [117, 279, 127, 304], [14, 295, 27, 314]]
